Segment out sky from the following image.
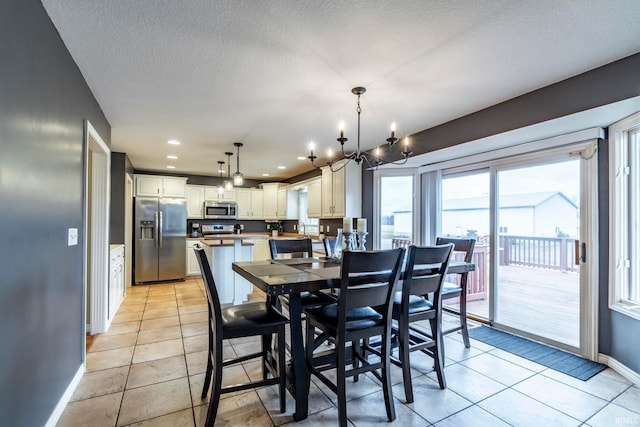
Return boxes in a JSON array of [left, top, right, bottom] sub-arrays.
[[379, 158, 581, 217]]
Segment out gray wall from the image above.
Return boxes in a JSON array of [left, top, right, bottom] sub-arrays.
[[362, 53, 640, 374], [0, 1, 111, 425]]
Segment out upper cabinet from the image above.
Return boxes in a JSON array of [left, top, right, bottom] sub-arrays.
[[236, 188, 263, 219], [135, 175, 187, 198], [261, 183, 280, 220], [204, 186, 236, 202], [186, 185, 204, 218], [262, 182, 299, 220], [306, 177, 322, 218], [277, 188, 298, 220], [320, 160, 361, 218]]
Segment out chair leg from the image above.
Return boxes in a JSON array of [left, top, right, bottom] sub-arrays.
[[201, 353, 213, 399], [459, 293, 470, 348], [336, 338, 348, 427], [204, 352, 223, 427], [277, 326, 287, 413], [381, 330, 396, 422], [261, 334, 269, 381], [429, 318, 446, 389], [398, 320, 414, 403], [352, 339, 360, 382]]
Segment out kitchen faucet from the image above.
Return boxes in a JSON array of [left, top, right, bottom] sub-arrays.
[[301, 223, 308, 238]]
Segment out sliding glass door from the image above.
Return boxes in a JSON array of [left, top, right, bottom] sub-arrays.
[[441, 170, 491, 319], [438, 149, 592, 353], [495, 160, 581, 348]]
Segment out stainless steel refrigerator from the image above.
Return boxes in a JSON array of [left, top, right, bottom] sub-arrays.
[[134, 197, 187, 283]]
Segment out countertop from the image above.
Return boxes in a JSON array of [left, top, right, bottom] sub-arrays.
[[187, 232, 322, 242]]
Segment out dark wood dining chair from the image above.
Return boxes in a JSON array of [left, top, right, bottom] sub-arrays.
[[435, 237, 476, 348], [270, 238, 334, 310], [194, 245, 289, 426], [269, 238, 314, 259], [388, 243, 454, 403], [304, 248, 405, 427]]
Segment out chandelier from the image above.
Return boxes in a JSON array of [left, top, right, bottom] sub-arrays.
[[217, 161, 225, 194], [224, 151, 233, 191], [308, 87, 412, 172], [233, 142, 244, 186]]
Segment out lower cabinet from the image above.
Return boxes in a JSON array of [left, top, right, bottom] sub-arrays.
[[109, 245, 125, 318], [186, 240, 202, 276]]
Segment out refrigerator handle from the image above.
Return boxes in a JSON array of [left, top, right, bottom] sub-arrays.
[[154, 211, 159, 248], [159, 211, 163, 248]]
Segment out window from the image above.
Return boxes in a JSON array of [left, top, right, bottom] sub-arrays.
[[609, 112, 640, 319], [375, 173, 415, 249], [297, 189, 319, 236]]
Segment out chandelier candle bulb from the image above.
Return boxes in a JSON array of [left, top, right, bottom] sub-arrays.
[[343, 217, 353, 233], [357, 218, 367, 232], [339, 121, 345, 139], [390, 122, 396, 139]]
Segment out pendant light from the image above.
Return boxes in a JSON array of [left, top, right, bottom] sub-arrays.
[[233, 142, 244, 186], [224, 152, 233, 191], [217, 161, 225, 194]]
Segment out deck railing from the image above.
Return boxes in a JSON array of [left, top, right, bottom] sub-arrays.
[[499, 235, 578, 272]]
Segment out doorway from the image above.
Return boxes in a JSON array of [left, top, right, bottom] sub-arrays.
[[439, 142, 598, 357], [84, 121, 110, 335]]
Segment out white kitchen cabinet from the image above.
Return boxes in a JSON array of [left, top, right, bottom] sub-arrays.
[[262, 183, 290, 220], [186, 240, 203, 276], [307, 177, 322, 218], [261, 183, 279, 220], [135, 174, 187, 198], [236, 188, 263, 219], [204, 186, 236, 202], [277, 188, 298, 220], [109, 245, 125, 318], [186, 185, 204, 218], [320, 160, 361, 218]]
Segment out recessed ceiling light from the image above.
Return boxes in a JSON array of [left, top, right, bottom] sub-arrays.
[[297, 156, 306, 160], [167, 139, 181, 145], [262, 173, 270, 177], [166, 165, 176, 169], [277, 166, 286, 169], [167, 155, 178, 160]]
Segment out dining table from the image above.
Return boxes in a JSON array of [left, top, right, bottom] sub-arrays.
[[232, 255, 475, 421]]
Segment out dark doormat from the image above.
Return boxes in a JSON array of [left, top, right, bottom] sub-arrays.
[[468, 325, 606, 381]]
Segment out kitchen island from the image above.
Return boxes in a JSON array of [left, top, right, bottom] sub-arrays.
[[198, 234, 270, 305]]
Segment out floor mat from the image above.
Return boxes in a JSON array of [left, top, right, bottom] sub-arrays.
[[468, 325, 606, 381]]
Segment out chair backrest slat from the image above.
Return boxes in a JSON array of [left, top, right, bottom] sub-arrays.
[[434, 237, 475, 263], [404, 244, 454, 298], [340, 248, 405, 311], [269, 238, 313, 259]]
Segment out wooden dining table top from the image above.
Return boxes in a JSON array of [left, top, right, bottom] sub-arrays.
[[232, 257, 475, 297]]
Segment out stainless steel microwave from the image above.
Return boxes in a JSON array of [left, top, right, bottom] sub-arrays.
[[203, 201, 237, 219]]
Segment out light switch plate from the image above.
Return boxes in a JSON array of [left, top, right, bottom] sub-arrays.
[[319, 225, 324, 232], [326, 226, 330, 233], [240, 224, 244, 230], [68, 228, 78, 246]]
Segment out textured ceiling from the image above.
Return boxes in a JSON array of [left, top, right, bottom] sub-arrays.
[[42, 0, 640, 180]]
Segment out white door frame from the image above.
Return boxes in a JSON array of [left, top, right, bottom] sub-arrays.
[[125, 173, 133, 287], [84, 120, 111, 335], [418, 130, 602, 360]]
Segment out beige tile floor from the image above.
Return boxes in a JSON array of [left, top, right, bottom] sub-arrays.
[[57, 278, 640, 426]]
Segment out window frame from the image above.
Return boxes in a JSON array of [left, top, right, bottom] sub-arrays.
[[372, 168, 419, 249], [609, 112, 640, 320]]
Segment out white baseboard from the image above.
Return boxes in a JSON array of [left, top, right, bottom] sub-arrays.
[[44, 363, 85, 427], [599, 354, 640, 386]]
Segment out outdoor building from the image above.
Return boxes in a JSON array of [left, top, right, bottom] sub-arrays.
[[442, 191, 579, 238]]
